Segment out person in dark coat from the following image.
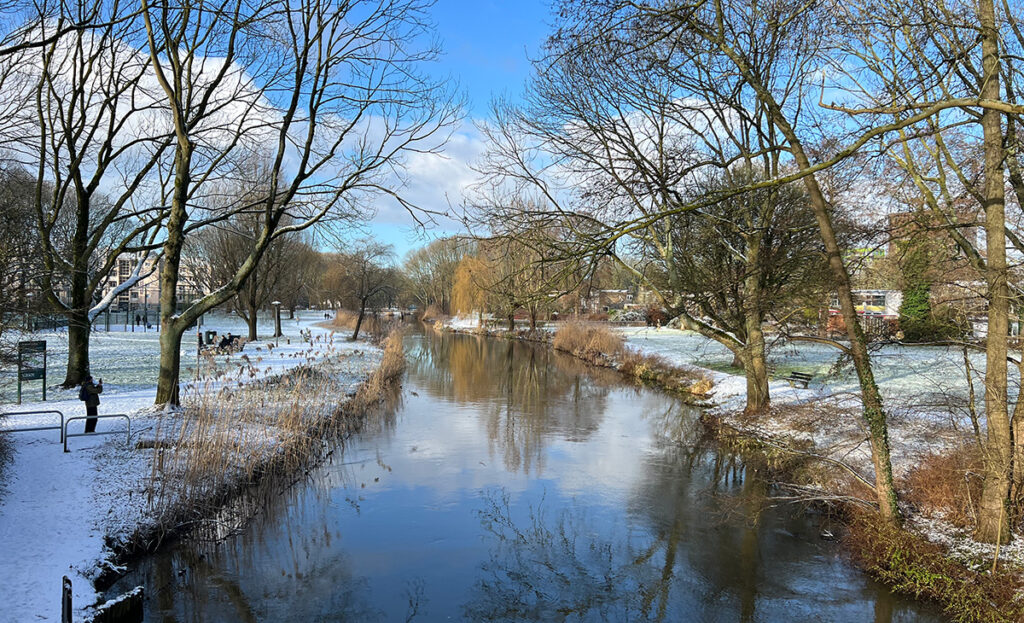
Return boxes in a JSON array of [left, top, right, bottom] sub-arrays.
[[81, 375, 103, 433]]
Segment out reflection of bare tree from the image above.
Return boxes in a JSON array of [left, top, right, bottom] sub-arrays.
[[464, 489, 659, 621], [464, 454, 793, 623], [406, 331, 614, 475]]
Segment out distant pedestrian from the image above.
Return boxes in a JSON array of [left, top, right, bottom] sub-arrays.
[[135, 314, 141, 326], [78, 375, 103, 433]]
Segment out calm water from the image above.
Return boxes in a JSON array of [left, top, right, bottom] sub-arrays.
[[112, 331, 941, 622]]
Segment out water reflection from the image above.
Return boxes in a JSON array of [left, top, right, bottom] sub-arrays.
[[109, 330, 940, 622], [408, 332, 615, 475]]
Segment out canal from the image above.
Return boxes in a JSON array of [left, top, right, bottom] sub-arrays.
[[111, 330, 940, 621]]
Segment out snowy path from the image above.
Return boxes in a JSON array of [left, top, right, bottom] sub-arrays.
[[0, 312, 379, 621]]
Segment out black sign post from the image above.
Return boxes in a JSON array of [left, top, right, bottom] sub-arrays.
[[17, 340, 47, 404]]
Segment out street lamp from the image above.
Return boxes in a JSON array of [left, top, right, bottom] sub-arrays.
[[271, 300, 282, 345], [24, 292, 33, 330]]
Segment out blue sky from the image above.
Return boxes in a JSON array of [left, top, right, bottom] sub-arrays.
[[365, 0, 554, 259], [433, 0, 553, 117]]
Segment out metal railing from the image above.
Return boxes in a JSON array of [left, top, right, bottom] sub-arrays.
[[63, 414, 131, 452], [0, 409, 66, 442]]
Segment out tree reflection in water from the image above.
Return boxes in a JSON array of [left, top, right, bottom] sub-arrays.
[[465, 488, 658, 622], [408, 331, 617, 475], [111, 330, 937, 622], [466, 442, 915, 623]]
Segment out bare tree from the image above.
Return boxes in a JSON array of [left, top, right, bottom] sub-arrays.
[[140, 0, 460, 404], [468, 0, 916, 522], [0, 0, 171, 386], [828, 0, 1021, 542], [332, 239, 396, 340], [185, 209, 309, 341], [0, 163, 42, 371], [402, 237, 468, 315]]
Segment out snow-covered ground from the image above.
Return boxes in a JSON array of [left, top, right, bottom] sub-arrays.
[[616, 326, 995, 471], [618, 326, 1016, 409], [0, 311, 382, 621]]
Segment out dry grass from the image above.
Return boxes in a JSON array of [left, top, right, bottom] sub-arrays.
[[342, 329, 406, 413], [331, 309, 401, 342], [140, 328, 407, 547], [421, 303, 444, 323], [902, 444, 984, 529], [551, 322, 625, 359], [552, 322, 710, 397], [332, 309, 380, 334]]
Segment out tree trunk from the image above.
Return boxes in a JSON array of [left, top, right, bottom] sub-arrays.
[[741, 329, 770, 415], [742, 231, 769, 414], [772, 117, 901, 523], [1012, 398, 1024, 517], [352, 303, 366, 340], [685, 12, 902, 523], [62, 307, 91, 387], [156, 321, 185, 406], [976, 0, 1012, 544], [246, 299, 258, 342], [155, 148, 190, 406], [507, 313, 515, 332]]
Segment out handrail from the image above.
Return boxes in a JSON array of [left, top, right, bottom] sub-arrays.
[[63, 414, 131, 452], [0, 410, 66, 443]]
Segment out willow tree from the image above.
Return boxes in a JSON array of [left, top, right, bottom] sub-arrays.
[[141, 0, 459, 404]]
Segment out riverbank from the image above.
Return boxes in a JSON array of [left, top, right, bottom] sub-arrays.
[[620, 326, 1024, 622], [0, 315, 404, 621], [434, 320, 714, 400]]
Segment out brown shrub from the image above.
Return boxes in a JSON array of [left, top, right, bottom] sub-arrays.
[[552, 322, 625, 358], [902, 444, 984, 528]]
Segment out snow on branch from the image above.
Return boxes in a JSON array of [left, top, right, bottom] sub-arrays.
[[88, 251, 162, 322]]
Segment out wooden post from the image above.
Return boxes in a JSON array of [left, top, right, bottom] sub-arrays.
[[61, 576, 72, 623]]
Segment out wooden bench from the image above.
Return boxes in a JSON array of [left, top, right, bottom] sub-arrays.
[[783, 371, 813, 388]]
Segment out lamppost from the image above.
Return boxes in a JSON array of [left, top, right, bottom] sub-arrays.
[[271, 300, 282, 346], [24, 292, 33, 330]]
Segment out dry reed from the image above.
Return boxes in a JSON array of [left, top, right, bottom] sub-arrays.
[[140, 328, 407, 547], [551, 323, 710, 397], [551, 322, 626, 359], [902, 444, 984, 529]]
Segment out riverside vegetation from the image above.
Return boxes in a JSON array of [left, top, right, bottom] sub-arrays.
[[102, 329, 407, 584]]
